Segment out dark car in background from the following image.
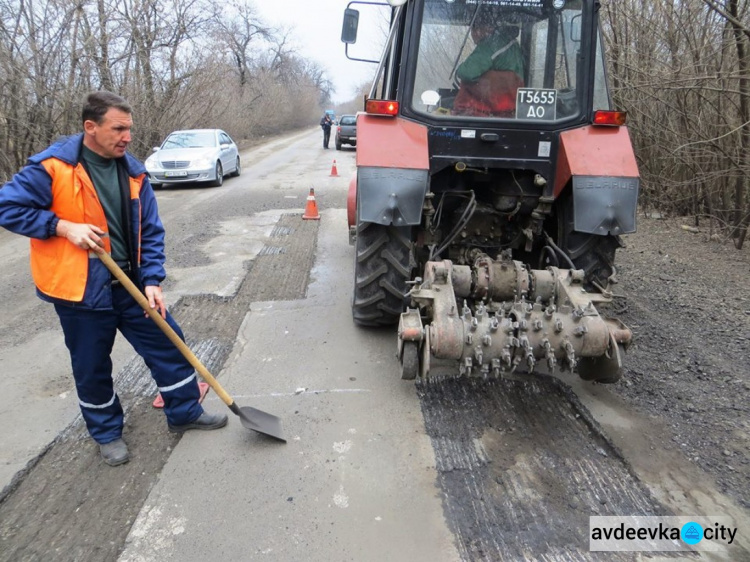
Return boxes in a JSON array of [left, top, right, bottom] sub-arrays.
[[335, 115, 357, 150]]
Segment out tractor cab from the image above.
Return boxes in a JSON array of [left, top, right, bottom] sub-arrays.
[[344, 0, 612, 127], [414, 1, 610, 125]]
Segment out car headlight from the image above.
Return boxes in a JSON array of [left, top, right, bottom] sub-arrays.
[[145, 154, 158, 168], [193, 156, 214, 168]]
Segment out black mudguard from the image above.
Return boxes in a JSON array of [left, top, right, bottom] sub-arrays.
[[572, 176, 639, 236], [357, 166, 429, 226]]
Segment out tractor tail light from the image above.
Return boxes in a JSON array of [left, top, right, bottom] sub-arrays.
[[593, 110, 627, 127], [365, 99, 399, 116]]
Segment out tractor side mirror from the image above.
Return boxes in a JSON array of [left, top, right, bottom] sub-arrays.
[[341, 8, 360, 44]]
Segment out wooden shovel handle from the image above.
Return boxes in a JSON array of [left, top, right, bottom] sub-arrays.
[[96, 252, 234, 407]]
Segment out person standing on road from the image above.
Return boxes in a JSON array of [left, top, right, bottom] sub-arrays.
[[0, 91, 228, 467], [320, 113, 333, 149]]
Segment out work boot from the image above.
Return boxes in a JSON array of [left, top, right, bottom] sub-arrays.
[[168, 411, 228, 433], [99, 438, 130, 466]]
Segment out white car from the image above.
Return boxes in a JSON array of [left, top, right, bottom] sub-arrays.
[[145, 129, 241, 188]]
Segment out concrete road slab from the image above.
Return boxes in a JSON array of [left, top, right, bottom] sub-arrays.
[[119, 209, 459, 562]]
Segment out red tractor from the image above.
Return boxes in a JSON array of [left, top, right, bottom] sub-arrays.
[[342, 0, 637, 382]]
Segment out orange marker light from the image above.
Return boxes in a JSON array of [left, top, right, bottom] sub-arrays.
[[365, 99, 399, 116], [593, 110, 627, 126]]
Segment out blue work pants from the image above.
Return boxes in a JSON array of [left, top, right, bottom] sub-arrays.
[[55, 284, 204, 443]]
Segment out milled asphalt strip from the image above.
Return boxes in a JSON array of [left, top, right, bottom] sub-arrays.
[[418, 375, 670, 561]]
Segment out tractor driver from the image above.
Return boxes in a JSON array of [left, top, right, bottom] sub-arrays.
[[452, 14, 525, 118]]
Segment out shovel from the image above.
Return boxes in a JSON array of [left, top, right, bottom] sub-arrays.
[[97, 251, 286, 442]]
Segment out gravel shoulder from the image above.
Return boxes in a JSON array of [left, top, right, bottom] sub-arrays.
[[612, 215, 750, 510]]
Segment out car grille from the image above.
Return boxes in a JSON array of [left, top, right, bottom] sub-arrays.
[[160, 160, 190, 169]]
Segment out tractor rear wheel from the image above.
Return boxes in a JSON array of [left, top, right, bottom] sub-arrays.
[[352, 222, 414, 326], [556, 192, 621, 290]]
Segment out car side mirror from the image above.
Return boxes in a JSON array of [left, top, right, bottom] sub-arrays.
[[341, 8, 359, 44], [152, 147, 159, 152]]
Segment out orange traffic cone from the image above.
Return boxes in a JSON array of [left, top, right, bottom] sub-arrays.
[[330, 159, 339, 177], [303, 187, 320, 220]]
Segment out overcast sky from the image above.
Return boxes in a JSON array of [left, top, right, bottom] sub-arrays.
[[254, 0, 382, 105]]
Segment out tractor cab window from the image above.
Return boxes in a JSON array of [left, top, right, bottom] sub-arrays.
[[411, 0, 598, 123]]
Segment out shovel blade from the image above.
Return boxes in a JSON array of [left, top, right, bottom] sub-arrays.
[[230, 403, 286, 442]]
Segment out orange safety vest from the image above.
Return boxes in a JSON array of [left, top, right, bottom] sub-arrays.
[[28, 158, 143, 302]]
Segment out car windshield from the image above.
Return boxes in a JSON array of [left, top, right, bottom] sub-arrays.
[[162, 131, 216, 149], [410, 0, 608, 122], [340, 116, 356, 125]]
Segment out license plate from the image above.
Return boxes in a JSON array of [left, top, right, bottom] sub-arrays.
[[165, 170, 188, 177], [516, 88, 557, 121]]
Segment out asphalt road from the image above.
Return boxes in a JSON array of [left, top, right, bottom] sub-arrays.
[[1, 129, 747, 561]]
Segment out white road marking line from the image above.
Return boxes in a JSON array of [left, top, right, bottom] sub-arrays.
[[202, 388, 371, 400]]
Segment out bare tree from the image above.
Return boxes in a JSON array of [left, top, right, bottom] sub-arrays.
[[0, 0, 340, 182], [601, 0, 750, 248], [208, 0, 272, 88]]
